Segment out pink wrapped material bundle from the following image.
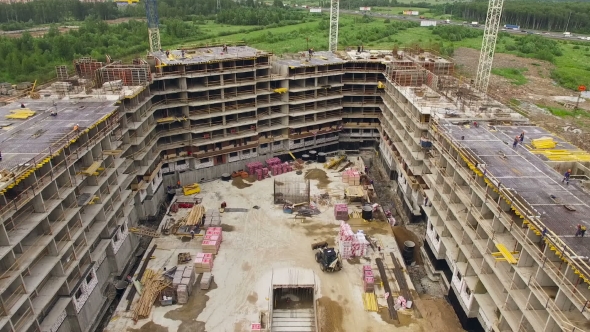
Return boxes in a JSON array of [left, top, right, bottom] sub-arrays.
[[202, 240, 220, 254], [262, 168, 269, 176], [363, 265, 372, 272], [364, 270, 374, 278]]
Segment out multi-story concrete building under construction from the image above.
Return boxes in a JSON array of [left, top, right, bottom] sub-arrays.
[[0, 45, 589, 332]]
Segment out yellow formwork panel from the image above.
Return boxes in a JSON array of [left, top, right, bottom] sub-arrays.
[[531, 137, 557, 149], [362, 292, 378, 312], [183, 183, 201, 196]]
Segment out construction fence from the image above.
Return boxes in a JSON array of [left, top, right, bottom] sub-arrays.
[[273, 179, 310, 205]]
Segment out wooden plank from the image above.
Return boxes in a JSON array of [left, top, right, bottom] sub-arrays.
[[126, 245, 157, 311], [82, 161, 101, 175]]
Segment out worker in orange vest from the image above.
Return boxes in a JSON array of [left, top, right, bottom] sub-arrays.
[[177, 180, 181, 187]]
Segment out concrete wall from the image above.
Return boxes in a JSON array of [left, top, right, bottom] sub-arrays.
[[109, 236, 133, 276], [77, 286, 105, 332], [56, 317, 74, 332]]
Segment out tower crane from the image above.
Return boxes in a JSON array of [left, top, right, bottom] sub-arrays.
[[145, 0, 161, 53], [474, 0, 505, 93], [328, 0, 339, 52]]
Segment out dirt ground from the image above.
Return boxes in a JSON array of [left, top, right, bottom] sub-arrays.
[[453, 47, 590, 151], [2, 17, 145, 38], [106, 159, 463, 332]]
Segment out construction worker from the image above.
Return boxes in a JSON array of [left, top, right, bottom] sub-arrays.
[[73, 124, 79, 132], [519, 131, 525, 143], [177, 180, 181, 187], [563, 169, 571, 185], [512, 136, 519, 149], [222, 44, 228, 53], [20, 103, 25, 109], [576, 224, 583, 237], [50, 110, 57, 116], [582, 225, 587, 237], [0, 151, 3, 161], [221, 201, 227, 209]]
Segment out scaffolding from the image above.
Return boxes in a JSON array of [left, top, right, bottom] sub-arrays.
[[55, 66, 68, 80], [273, 179, 310, 205], [97, 61, 152, 87], [73, 57, 104, 80]]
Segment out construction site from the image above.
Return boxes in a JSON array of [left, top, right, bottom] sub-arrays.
[[0, 0, 589, 329]]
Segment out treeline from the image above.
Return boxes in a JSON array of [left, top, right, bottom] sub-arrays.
[[216, 7, 307, 26], [437, 1, 590, 33], [431, 25, 483, 41], [318, 0, 399, 7]]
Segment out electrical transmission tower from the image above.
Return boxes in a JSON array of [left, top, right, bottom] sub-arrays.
[[474, 0, 505, 93], [217, 0, 220, 12], [329, 0, 339, 52], [145, 0, 161, 52]]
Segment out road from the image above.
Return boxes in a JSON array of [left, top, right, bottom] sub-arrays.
[[312, 7, 590, 43]]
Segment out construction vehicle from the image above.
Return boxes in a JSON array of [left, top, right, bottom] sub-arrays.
[[314, 245, 342, 272]]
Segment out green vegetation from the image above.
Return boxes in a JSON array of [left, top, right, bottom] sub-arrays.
[[437, 1, 590, 34], [537, 105, 590, 119], [491, 68, 528, 85], [431, 25, 482, 41]]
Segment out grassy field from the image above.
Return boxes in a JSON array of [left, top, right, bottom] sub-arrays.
[[537, 105, 590, 118], [161, 13, 589, 90], [491, 68, 528, 85]]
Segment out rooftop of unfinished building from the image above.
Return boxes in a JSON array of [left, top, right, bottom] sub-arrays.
[[435, 119, 590, 258], [403, 51, 452, 64], [0, 97, 119, 189], [274, 50, 346, 67], [342, 49, 394, 62], [152, 45, 269, 65]]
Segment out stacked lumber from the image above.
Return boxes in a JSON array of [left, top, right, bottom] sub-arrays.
[[133, 269, 170, 321], [185, 204, 205, 226], [531, 137, 556, 149]]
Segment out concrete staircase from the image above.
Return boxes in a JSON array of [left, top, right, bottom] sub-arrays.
[[271, 309, 316, 332]]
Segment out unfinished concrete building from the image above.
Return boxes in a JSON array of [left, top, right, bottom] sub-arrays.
[[1, 44, 589, 332]]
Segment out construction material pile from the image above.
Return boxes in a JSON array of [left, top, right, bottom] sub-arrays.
[[334, 203, 349, 221], [272, 162, 293, 176], [531, 137, 557, 149], [200, 272, 214, 290], [530, 149, 590, 162], [266, 157, 281, 167], [342, 169, 361, 185], [363, 265, 375, 292], [255, 167, 269, 181], [247, 162, 264, 175], [185, 204, 205, 226], [133, 269, 170, 320], [173, 265, 196, 305], [194, 253, 215, 273], [338, 222, 369, 259], [202, 227, 223, 254], [203, 209, 221, 227]]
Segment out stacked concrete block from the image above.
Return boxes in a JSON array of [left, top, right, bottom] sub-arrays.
[[363, 265, 375, 292], [204, 209, 221, 227], [334, 203, 349, 221], [177, 285, 189, 304], [247, 162, 264, 175], [172, 266, 186, 288], [338, 222, 355, 259], [343, 169, 361, 185], [266, 157, 281, 167], [194, 253, 215, 273], [202, 227, 222, 254], [200, 272, 214, 290], [281, 162, 293, 173]]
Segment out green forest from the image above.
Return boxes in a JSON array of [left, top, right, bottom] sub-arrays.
[[437, 1, 590, 33]]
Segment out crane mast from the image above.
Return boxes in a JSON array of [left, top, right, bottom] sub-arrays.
[[474, 0, 505, 93], [329, 0, 339, 52], [145, 0, 161, 52]]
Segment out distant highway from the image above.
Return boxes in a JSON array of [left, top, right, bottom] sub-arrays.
[[313, 7, 590, 43]]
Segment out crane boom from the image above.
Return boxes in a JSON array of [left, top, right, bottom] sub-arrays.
[[145, 0, 161, 52], [474, 0, 505, 93], [329, 0, 339, 52]]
